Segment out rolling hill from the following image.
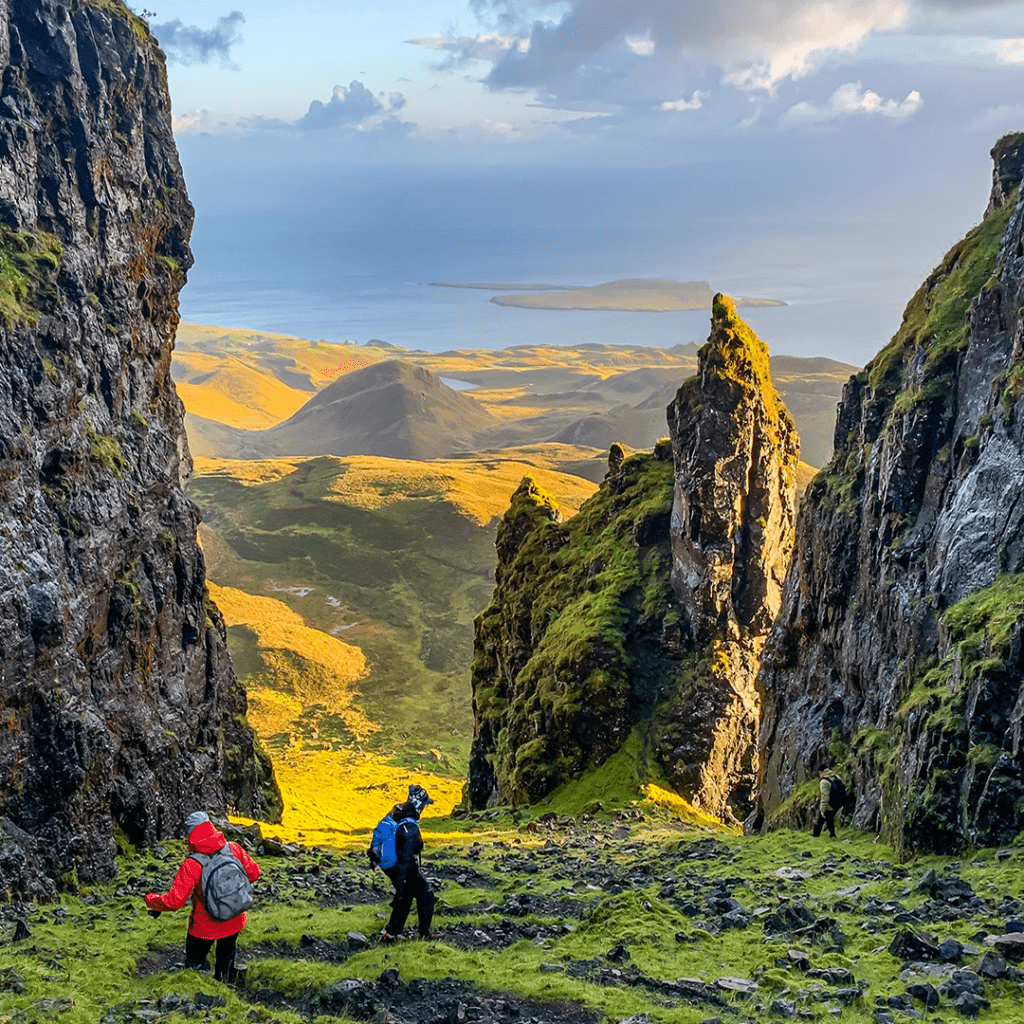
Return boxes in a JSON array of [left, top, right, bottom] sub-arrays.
[[253, 360, 497, 460]]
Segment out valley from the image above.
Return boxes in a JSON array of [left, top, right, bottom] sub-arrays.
[[176, 328, 840, 838]]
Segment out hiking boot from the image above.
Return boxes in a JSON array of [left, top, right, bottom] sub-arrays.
[[379, 930, 400, 946], [415, 930, 440, 941]]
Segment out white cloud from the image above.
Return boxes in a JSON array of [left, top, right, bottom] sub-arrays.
[[463, 1, 915, 96], [171, 108, 210, 135], [660, 91, 707, 112], [785, 82, 923, 123], [967, 103, 1024, 132], [625, 34, 655, 56], [991, 37, 1024, 63]]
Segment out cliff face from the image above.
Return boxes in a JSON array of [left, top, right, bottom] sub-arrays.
[[466, 299, 797, 819], [0, 0, 277, 897], [660, 296, 798, 817], [754, 135, 1024, 853]]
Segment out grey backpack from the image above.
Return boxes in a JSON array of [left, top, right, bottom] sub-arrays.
[[190, 844, 254, 921]]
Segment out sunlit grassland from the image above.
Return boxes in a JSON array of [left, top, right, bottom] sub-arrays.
[[191, 455, 598, 834], [3, 812, 1017, 1024]]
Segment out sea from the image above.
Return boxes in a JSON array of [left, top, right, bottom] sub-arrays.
[[177, 163, 977, 368]]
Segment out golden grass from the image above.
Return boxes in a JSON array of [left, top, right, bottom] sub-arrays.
[[174, 355, 312, 429], [193, 456, 305, 486], [794, 459, 821, 492], [642, 783, 738, 832], [232, 749, 465, 843], [325, 454, 597, 525], [208, 581, 306, 627]]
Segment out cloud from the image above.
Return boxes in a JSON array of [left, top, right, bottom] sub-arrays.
[[660, 91, 706, 112], [152, 11, 245, 66], [967, 102, 1024, 133], [295, 82, 407, 131], [785, 82, 923, 123], [408, 33, 528, 71], [171, 108, 210, 135], [457, 1, 915, 96]]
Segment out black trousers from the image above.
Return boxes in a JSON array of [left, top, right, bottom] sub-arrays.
[[185, 931, 238, 981], [384, 867, 435, 937], [813, 808, 837, 838]]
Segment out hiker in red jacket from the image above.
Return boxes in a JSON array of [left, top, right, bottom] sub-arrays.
[[144, 811, 260, 981]]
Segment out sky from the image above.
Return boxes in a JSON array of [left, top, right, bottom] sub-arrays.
[[144, 0, 1024, 363]]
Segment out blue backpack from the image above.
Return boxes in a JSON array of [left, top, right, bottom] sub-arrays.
[[370, 815, 418, 870]]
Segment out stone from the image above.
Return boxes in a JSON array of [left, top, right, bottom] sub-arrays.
[[938, 971, 985, 999], [787, 949, 810, 970], [939, 938, 964, 963], [347, 931, 370, 949], [0, 0, 280, 894], [752, 148, 1024, 852], [904, 982, 938, 1008], [770, 999, 797, 1017], [986, 932, 1024, 962], [606, 944, 630, 963], [952, 992, 990, 1017], [193, 993, 226, 1008], [715, 977, 758, 996], [888, 929, 941, 963], [974, 951, 1006, 978]]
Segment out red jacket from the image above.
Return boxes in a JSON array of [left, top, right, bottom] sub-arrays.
[[144, 821, 260, 939]]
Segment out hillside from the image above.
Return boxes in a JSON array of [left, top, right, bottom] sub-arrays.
[[173, 333, 852, 468], [1, 811, 1020, 1024], [190, 454, 598, 794], [252, 360, 497, 460]]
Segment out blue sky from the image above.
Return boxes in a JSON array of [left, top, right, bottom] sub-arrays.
[[145, 1, 1023, 363]]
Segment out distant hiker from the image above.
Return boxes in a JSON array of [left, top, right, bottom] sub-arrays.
[[144, 811, 260, 981], [812, 771, 855, 838], [368, 784, 436, 943]]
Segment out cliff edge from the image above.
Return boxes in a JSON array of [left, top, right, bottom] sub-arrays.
[[0, 0, 278, 897], [754, 134, 1024, 852]]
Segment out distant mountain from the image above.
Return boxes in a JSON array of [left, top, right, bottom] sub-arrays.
[[254, 359, 496, 460]]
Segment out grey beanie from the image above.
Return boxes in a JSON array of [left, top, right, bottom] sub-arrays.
[[184, 810, 210, 837]]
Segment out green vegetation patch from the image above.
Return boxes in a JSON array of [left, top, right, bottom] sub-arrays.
[[473, 452, 676, 806], [0, 226, 62, 328]]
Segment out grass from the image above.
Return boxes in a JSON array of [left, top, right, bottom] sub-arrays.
[[0, 816, 1019, 1024], [0, 226, 62, 328]]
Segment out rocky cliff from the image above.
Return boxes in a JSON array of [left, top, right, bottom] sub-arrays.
[[0, 0, 278, 897], [754, 134, 1024, 853], [466, 298, 797, 818]]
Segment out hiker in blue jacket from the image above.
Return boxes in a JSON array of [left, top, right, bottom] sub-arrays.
[[368, 784, 436, 943]]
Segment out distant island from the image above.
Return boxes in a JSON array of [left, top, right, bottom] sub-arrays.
[[430, 282, 568, 291], [488, 279, 785, 311]]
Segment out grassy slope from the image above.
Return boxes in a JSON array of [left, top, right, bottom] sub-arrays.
[[1, 813, 1019, 1024], [191, 455, 597, 827]]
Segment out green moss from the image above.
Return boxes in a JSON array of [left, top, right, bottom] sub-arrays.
[[86, 422, 126, 476], [475, 454, 676, 804], [0, 226, 62, 327], [84, 0, 154, 45]]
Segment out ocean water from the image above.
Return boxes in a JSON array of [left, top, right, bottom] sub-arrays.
[[177, 164, 968, 367]]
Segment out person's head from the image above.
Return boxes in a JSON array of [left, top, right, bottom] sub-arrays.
[[407, 784, 433, 816], [184, 810, 210, 843]]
